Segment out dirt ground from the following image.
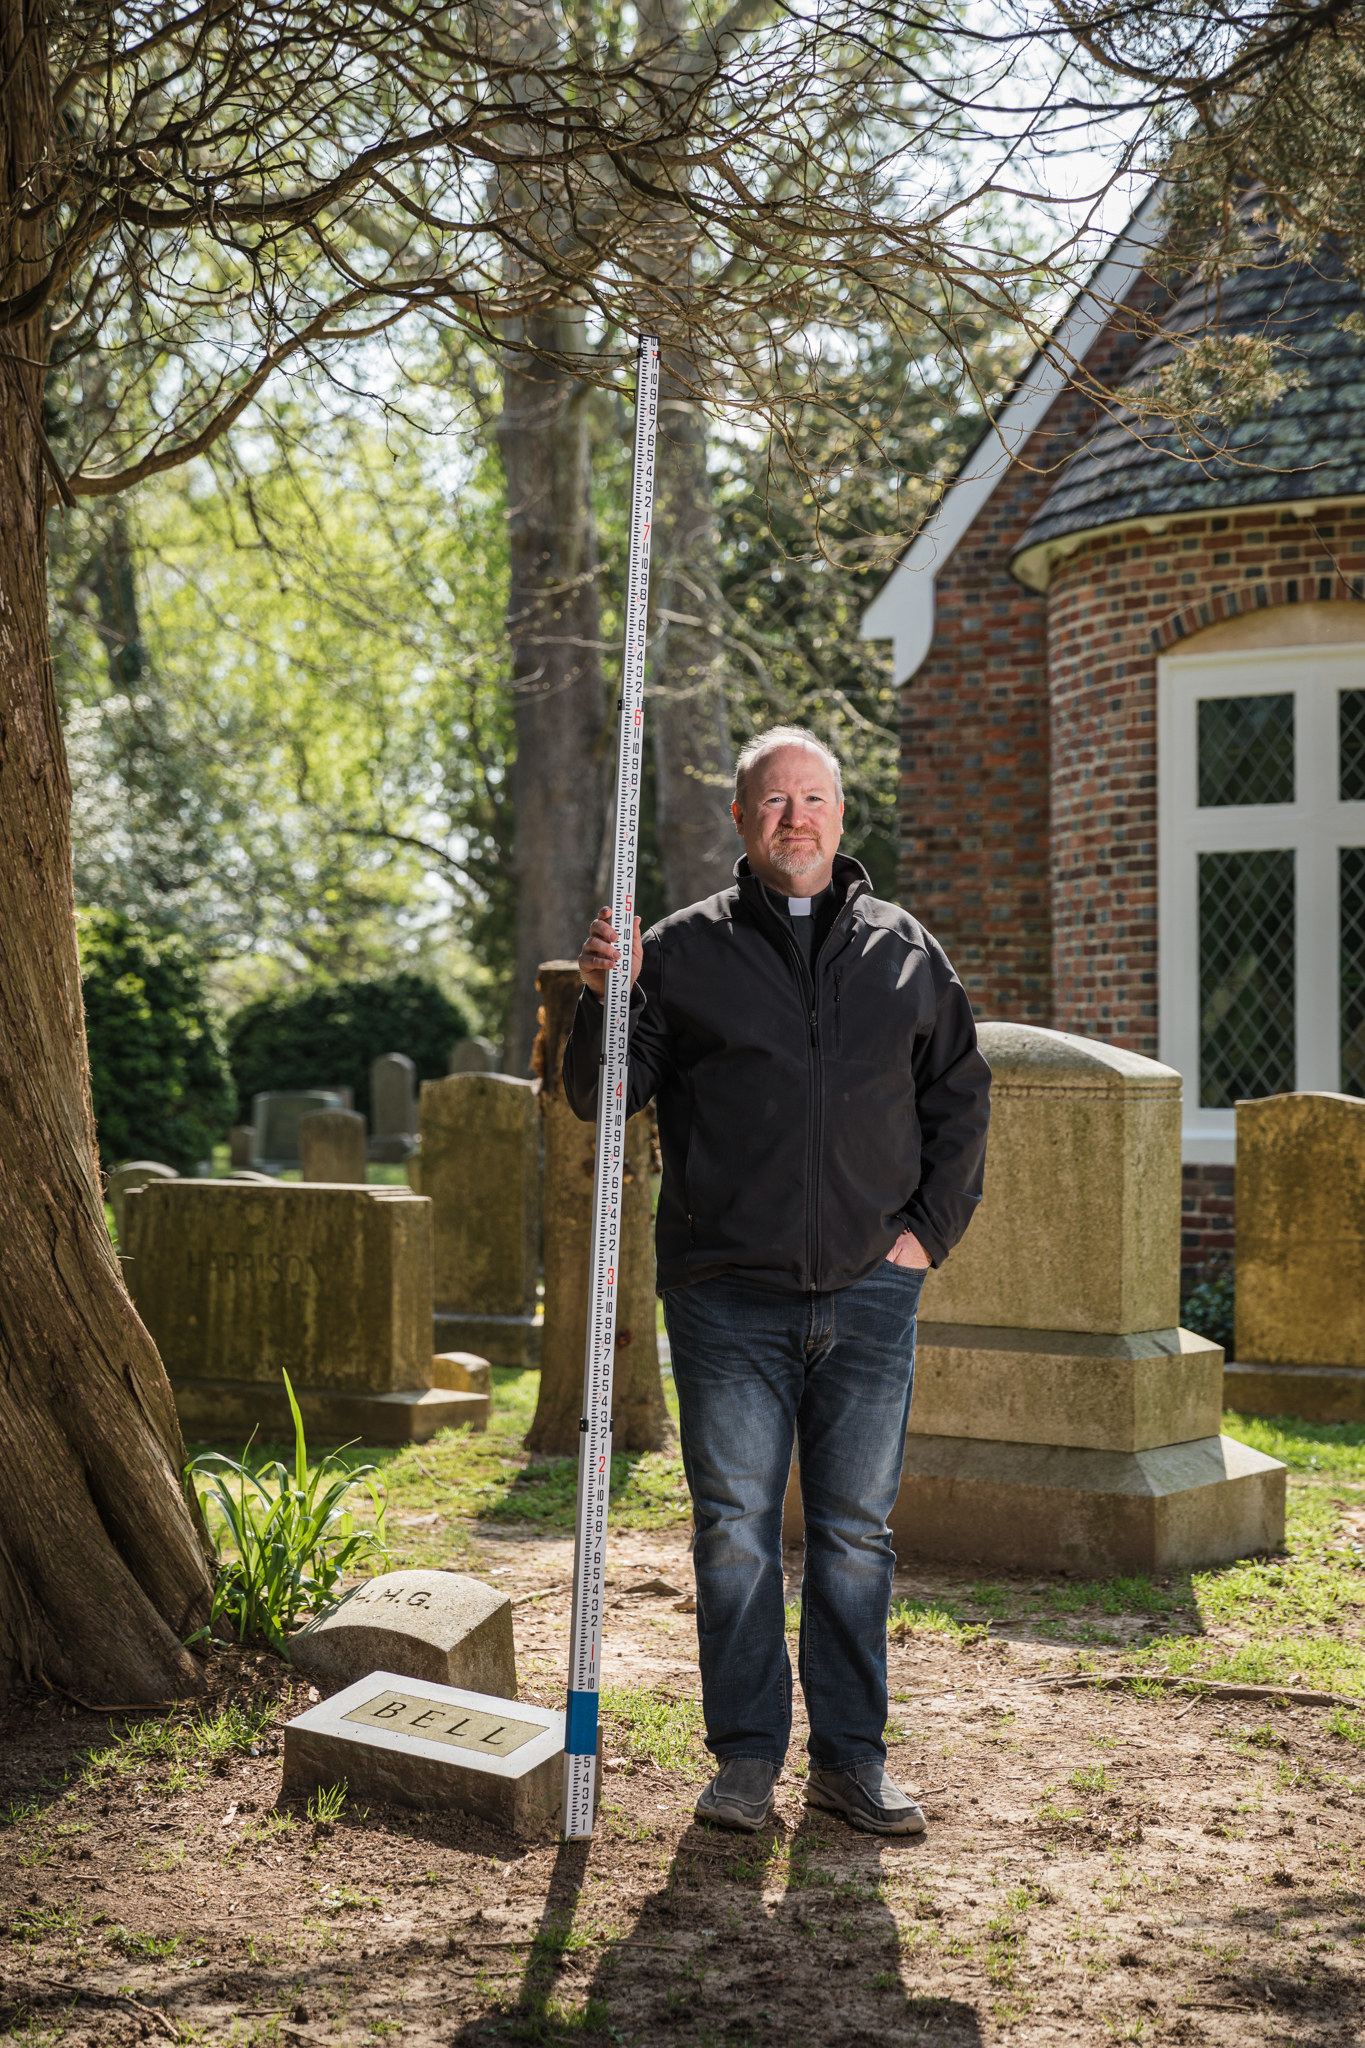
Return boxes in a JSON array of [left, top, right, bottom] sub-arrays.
[[4, 1524, 1365, 2048]]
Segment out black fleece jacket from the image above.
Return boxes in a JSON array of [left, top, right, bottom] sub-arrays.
[[562, 853, 991, 1295]]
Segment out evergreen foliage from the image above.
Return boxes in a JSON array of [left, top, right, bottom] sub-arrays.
[[226, 973, 469, 1121], [78, 909, 235, 1172], [1182, 1263, 1236, 1357]]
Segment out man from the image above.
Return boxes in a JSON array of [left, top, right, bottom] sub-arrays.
[[565, 726, 990, 1836]]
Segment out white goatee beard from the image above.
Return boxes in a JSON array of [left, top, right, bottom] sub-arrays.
[[770, 839, 824, 877]]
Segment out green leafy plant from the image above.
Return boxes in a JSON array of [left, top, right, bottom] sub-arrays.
[[78, 907, 235, 1175], [1182, 1261, 1234, 1355], [187, 1371, 388, 1654], [226, 972, 468, 1122]]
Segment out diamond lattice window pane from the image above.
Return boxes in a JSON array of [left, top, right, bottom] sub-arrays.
[[1341, 691, 1365, 803], [1198, 850, 1296, 1109], [1342, 848, 1365, 1097], [1197, 694, 1294, 807]]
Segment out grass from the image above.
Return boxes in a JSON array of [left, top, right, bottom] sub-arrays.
[[599, 1683, 705, 1771], [82, 1701, 277, 1781], [190, 1368, 690, 1554], [888, 1598, 986, 1648]]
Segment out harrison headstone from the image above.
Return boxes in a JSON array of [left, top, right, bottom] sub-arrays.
[[122, 1180, 467, 1444]]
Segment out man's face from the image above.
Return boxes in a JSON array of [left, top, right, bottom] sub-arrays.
[[732, 742, 844, 896]]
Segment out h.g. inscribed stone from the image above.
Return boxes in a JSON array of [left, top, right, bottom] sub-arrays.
[[289, 1568, 515, 1696]]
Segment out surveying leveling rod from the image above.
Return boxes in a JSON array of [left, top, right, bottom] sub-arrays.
[[562, 335, 662, 1840]]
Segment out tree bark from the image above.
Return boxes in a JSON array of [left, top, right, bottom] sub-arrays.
[[526, 964, 668, 1456], [650, 353, 737, 911], [498, 323, 609, 1073], [0, 8, 213, 1705]]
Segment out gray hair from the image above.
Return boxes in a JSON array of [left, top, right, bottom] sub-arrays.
[[733, 726, 844, 811]]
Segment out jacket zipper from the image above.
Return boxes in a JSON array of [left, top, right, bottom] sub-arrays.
[[833, 970, 842, 1053]]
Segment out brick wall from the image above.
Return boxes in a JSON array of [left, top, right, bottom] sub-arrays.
[[898, 285, 1166, 1021], [1181, 1162, 1235, 1294], [1045, 506, 1365, 1054]]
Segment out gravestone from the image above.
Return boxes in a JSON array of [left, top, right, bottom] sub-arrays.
[[1227, 1092, 1365, 1420], [527, 964, 666, 1455], [252, 1090, 345, 1173], [782, 1025, 1284, 1574], [283, 1672, 566, 1837], [432, 1351, 493, 1399], [122, 1180, 465, 1444], [289, 1568, 515, 1695], [421, 1073, 542, 1367], [107, 1160, 178, 1245], [449, 1036, 498, 1075], [300, 1109, 368, 1185], [229, 1126, 255, 1170], [368, 1054, 417, 1163]]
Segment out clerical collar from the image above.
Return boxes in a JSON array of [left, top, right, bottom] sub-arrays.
[[788, 895, 812, 918]]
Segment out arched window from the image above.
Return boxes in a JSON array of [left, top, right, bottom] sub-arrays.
[[1158, 608, 1365, 1162]]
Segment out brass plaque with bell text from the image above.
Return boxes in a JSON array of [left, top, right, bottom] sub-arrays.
[[342, 1690, 543, 1758]]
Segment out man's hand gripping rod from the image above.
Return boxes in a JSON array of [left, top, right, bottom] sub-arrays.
[[562, 335, 661, 1840]]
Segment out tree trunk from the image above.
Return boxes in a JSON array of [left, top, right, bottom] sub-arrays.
[[0, 11, 213, 1705], [650, 352, 737, 911], [526, 964, 669, 1456], [498, 320, 609, 1074]]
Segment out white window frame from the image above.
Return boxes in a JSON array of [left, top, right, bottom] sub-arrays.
[[1158, 639, 1365, 1163]]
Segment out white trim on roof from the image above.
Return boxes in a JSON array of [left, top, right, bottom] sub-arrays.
[[861, 183, 1167, 685]]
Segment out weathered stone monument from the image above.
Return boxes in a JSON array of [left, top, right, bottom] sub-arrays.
[[1226, 1092, 1365, 1421], [784, 1025, 1284, 1573], [526, 963, 667, 1455], [122, 1181, 474, 1443], [252, 1090, 346, 1173], [283, 1672, 566, 1836], [432, 1350, 492, 1399], [421, 1071, 542, 1367], [299, 1108, 368, 1185], [290, 1568, 516, 1695], [449, 1036, 499, 1075], [229, 1126, 255, 1170], [368, 1053, 418, 1163], [107, 1159, 178, 1244]]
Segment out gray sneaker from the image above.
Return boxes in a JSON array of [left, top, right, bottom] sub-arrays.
[[695, 1757, 778, 1832], [804, 1761, 926, 1836]]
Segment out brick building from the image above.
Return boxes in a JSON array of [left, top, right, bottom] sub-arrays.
[[862, 193, 1365, 1286]]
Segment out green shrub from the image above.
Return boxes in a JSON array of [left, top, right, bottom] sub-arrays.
[[187, 1371, 388, 1654], [1183, 1262, 1235, 1355], [78, 908, 235, 1173], [226, 972, 468, 1121]]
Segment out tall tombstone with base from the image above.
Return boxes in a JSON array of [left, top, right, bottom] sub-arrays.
[[420, 1071, 542, 1367], [368, 1053, 418, 1163], [525, 962, 668, 1456], [1225, 1092, 1365, 1421], [785, 1024, 1284, 1574], [299, 1109, 368, 1185], [122, 1181, 484, 1444]]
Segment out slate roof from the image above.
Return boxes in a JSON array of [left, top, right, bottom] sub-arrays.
[[1012, 238, 1365, 579]]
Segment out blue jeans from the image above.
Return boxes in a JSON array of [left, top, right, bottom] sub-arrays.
[[663, 1261, 925, 1771]]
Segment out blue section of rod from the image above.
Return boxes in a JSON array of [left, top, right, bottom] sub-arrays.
[[565, 1689, 600, 1757]]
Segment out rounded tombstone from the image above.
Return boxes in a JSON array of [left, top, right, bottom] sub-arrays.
[[107, 1159, 178, 1246], [448, 1036, 498, 1076]]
